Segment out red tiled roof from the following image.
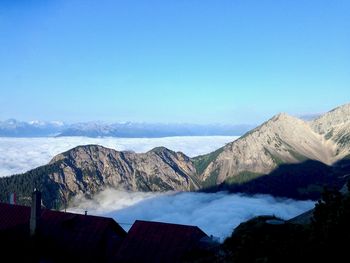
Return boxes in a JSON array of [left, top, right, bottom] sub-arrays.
[[114, 220, 208, 263]]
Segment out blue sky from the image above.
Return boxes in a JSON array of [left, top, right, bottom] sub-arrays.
[[0, 0, 349, 124]]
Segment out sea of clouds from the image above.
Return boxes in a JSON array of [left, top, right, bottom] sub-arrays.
[[69, 189, 314, 241], [0, 136, 238, 177], [1, 135, 315, 240]]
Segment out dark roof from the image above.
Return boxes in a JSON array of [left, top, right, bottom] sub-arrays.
[[0, 202, 126, 236], [114, 220, 209, 263], [0, 203, 30, 232], [0, 202, 127, 262]]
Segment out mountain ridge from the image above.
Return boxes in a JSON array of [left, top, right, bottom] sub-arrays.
[[1, 103, 349, 208], [195, 110, 340, 185], [0, 119, 253, 138]]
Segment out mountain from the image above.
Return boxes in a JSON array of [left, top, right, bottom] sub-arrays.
[[298, 113, 322, 121], [311, 103, 350, 156], [194, 104, 350, 187], [0, 119, 66, 137], [57, 122, 253, 137], [1, 103, 349, 208], [193, 113, 337, 186], [0, 120, 253, 138], [0, 145, 198, 208]]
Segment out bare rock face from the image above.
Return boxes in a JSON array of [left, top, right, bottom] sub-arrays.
[[194, 104, 350, 185], [311, 104, 350, 134], [311, 104, 350, 158], [47, 145, 198, 201]]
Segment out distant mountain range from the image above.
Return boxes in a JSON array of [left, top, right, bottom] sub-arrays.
[[0, 119, 66, 137], [0, 104, 349, 208], [58, 122, 254, 137], [0, 119, 253, 137]]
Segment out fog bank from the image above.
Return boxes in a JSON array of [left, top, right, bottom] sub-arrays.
[[69, 189, 314, 241]]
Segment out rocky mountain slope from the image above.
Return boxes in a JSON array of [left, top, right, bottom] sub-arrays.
[[1, 103, 349, 207], [49, 145, 198, 193], [0, 145, 198, 208], [311, 103, 350, 156], [194, 104, 350, 186], [193, 115, 332, 185]]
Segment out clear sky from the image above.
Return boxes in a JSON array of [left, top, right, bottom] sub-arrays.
[[0, 0, 349, 124]]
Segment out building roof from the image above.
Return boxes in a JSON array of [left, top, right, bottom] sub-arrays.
[[0, 202, 30, 232], [114, 220, 209, 263], [0, 203, 213, 262], [0, 202, 127, 262], [0, 202, 126, 236]]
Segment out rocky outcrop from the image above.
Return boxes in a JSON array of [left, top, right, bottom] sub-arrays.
[[15, 145, 197, 207], [52, 145, 198, 194], [311, 103, 350, 157], [194, 104, 350, 185]]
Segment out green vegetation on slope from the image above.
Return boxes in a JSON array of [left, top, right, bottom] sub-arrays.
[[263, 147, 284, 166], [202, 159, 349, 200], [0, 161, 63, 208], [202, 169, 220, 188], [191, 147, 224, 176], [288, 149, 308, 162], [225, 171, 262, 185]]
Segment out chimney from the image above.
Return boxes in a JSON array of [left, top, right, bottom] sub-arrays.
[[30, 189, 41, 236], [9, 193, 16, 205]]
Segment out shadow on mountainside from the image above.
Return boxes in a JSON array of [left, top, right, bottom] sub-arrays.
[[200, 158, 350, 200]]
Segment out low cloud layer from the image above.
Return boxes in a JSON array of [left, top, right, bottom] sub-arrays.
[[0, 136, 238, 177], [69, 189, 314, 241]]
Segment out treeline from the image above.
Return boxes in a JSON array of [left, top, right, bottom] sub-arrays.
[[0, 162, 62, 208]]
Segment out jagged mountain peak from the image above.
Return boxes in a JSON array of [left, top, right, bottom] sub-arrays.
[[271, 112, 295, 121], [311, 103, 350, 134], [194, 104, 350, 186], [326, 103, 350, 115], [237, 112, 309, 143], [266, 112, 306, 127], [148, 146, 174, 154], [310, 103, 350, 157], [197, 109, 337, 185], [49, 144, 119, 164], [36, 144, 199, 207]]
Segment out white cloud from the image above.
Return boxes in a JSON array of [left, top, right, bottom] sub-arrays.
[[68, 189, 315, 241], [0, 136, 238, 177]]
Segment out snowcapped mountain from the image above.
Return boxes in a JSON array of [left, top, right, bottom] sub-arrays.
[[0, 119, 67, 137], [0, 120, 253, 137]]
